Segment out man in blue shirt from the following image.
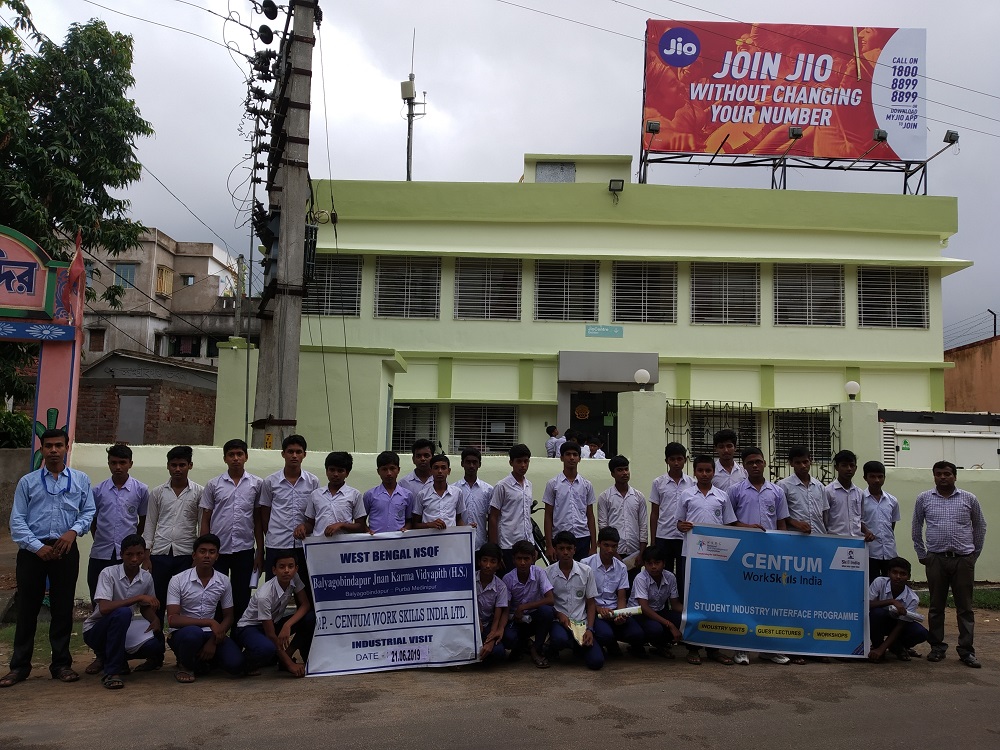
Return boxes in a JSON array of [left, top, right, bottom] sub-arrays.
[[2, 428, 95, 688]]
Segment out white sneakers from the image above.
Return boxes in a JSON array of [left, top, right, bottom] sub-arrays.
[[759, 653, 791, 664], [734, 651, 750, 665]]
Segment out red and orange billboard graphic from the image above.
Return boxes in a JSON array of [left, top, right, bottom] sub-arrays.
[[643, 21, 926, 161]]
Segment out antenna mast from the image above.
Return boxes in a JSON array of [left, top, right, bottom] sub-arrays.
[[401, 29, 426, 181]]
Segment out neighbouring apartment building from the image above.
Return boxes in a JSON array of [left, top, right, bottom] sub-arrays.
[[214, 154, 966, 472]]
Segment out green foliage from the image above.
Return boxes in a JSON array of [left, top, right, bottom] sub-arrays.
[[0, 341, 36, 403], [0, 407, 32, 448], [0, 0, 153, 270], [917, 588, 1000, 611]]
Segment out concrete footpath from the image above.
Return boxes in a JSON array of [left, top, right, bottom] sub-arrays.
[[3, 623, 1000, 750]]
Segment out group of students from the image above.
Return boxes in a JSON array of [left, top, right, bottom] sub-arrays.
[[2, 425, 986, 688]]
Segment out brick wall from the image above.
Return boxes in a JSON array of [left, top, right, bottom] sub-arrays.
[[76, 381, 216, 445]]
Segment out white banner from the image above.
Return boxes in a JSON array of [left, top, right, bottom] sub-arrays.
[[303, 527, 480, 676]]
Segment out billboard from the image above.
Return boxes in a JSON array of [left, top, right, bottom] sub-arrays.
[[643, 21, 926, 161]]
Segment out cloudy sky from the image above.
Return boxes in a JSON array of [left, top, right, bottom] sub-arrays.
[[13, 1, 1000, 345]]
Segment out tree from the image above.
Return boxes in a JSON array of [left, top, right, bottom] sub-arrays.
[[0, 0, 153, 403]]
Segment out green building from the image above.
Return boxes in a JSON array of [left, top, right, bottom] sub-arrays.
[[215, 154, 965, 469]]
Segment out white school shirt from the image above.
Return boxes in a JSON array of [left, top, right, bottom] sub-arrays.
[[825, 480, 864, 537], [582, 553, 629, 609], [237, 573, 305, 628], [545, 436, 560, 458], [306, 484, 365, 536], [777, 474, 829, 534], [200, 471, 263, 554], [83, 564, 156, 632], [677, 485, 737, 556], [597, 485, 648, 557], [542, 473, 595, 539], [144, 480, 203, 557], [712, 461, 747, 491], [398, 471, 433, 499], [862, 490, 900, 559], [868, 576, 919, 616], [413, 484, 466, 527], [580, 445, 591, 459], [502, 565, 553, 613], [259, 468, 321, 549], [454, 477, 493, 549], [628, 568, 679, 611], [545, 559, 598, 622], [167, 567, 234, 631], [489, 474, 534, 549], [588, 449, 606, 460], [650, 473, 696, 540]]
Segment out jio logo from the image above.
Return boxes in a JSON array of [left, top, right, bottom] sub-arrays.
[[658, 27, 700, 67]]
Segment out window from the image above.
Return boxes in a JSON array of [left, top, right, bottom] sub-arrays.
[[155, 266, 173, 297], [454, 258, 521, 320], [774, 264, 844, 326], [687, 408, 760, 456], [169, 335, 201, 357], [181, 274, 196, 287], [113, 263, 136, 289], [771, 410, 834, 464], [613, 261, 677, 323], [84, 260, 95, 289], [858, 266, 929, 329], [391, 404, 438, 453], [690, 262, 760, 325], [304, 255, 363, 316], [88, 328, 105, 353], [374, 256, 440, 319], [450, 405, 519, 454], [534, 260, 599, 321]]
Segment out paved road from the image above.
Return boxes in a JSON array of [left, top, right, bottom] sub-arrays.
[[4, 625, 1000, 750]]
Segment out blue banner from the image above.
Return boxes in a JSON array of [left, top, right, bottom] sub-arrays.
[[682, 525, 869, 658], [303, 527, 480, 676]]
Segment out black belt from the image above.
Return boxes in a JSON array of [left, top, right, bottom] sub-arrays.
[[934, 550, 971, 558]]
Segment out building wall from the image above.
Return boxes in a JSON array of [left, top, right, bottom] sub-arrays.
[[944, 336, 1000, 412], [76, 381, 216, 446]]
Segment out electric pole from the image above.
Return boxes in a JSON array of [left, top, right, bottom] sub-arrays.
[[251, 0, 317, 449]]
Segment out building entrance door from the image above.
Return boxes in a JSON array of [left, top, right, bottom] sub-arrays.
[[569, 391, 617, 457]]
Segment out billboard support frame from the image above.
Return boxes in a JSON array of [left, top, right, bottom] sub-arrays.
[[638, 150, 933, 194]]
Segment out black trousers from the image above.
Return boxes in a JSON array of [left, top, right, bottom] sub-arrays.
[[150, 553, 193, 625], [87, 551, 118, 603], [11, 543, 80, 676], [215, 548, 256, 624]]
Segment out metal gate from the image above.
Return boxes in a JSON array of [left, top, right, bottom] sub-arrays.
[[665, 399, 760, 457], [766, 406, 841, 483]]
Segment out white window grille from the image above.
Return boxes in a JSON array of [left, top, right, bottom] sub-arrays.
[[534, 260, 599, 321], [450, 405, 519, 454], [454, 258, 521, 320], [690, 262, 760, 325], [304, 254, 363, 316], [774, 264, 844, 326], [375, 256, 441, 319], [113, 263, 137, 289], [858, 266, 929, 329], [612, 261, 677, 323]]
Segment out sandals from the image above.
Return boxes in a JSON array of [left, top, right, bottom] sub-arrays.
[[174, 670, 196, 683], [101, 674, 125, 690], [789, 656, 807, 665], [896, 650, 911, 662], [52, 667, 79, 683], [530, 651, 551, 669], [712, 653, 735, 666], [686, 652, 702, 665], [0, 671, 28, 688], [84, 657, 104, 675], [132, 659, 162, 673]]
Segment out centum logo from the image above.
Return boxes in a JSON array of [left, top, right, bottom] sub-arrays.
[[658, 27, 700, 67]]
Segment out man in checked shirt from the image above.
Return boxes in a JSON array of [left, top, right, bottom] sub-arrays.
[[912, 461, 987, 668]]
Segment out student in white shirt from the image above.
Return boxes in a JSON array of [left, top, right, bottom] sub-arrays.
[[235, 551, 314, 677], [712, 429, 747, 490], [295, 451, 367, 539], [454, 448, 493, 550], [412, 455, 466, 529], [542, 442, 597, 562], [488, 444, 535, 572], [398, 438, 434, 498], [166, 534, 243, 682], [82, 534, 164, 689], [597, 455, 648, 580], [861, 460, 900, 582], [259, 434, 320, 575], [545, 531, 603, 670]]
